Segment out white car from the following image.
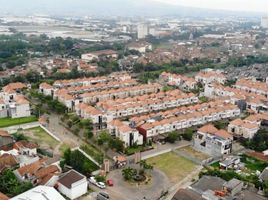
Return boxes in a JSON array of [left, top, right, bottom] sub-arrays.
[[89, 176, 96, 184], [96, 182, 106, 189]]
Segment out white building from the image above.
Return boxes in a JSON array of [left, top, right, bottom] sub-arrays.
[[127, 42, 152, 53], [108, 119, 143, 147], [261, 17, 268, 29], [137, 23, 149, 39], [39, 83, 54, 96], [57, 170, 88, 200], [193, 124, 233, 157], [81, 50, 118, 62], [11, 186, 65, 200]]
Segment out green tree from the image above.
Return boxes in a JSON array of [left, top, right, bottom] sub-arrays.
[[122, 167, 136, 181], [182, 128, 194, 141], [166, 131, 179, 143]]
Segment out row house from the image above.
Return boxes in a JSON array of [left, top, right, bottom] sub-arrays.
[[54, 89, 76, 111], [61, 79, 138, 95], [160, 72, 198, 91], [76, 103, 108, 129], [40, 79, 138, 97], [81, 83, 162, 104], [205, 83, 268, 113], [97, 90, 198, 120], [235, 79, 268, 97], [193, 124, 233, 157], [137, 103, 240, 141], [130, 100, 229, 127], [39, 82, 54, 96], [195, 70, 226, 85], [53, 76, 108, 88], [107, 119, 143, 147], [228, 118, 259, 139]]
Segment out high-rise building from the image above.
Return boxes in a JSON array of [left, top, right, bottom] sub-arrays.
[[137, 23, 149, 39], [261, 17, 268, 29]]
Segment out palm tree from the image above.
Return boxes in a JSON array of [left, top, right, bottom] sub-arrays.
[[122, 167, 134, 181]]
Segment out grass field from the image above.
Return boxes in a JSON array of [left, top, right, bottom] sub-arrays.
[[19, 127, 60, 149], [0, 116, 37, 128], [147, 152, 196, 183]]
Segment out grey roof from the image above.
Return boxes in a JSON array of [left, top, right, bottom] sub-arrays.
[[223, 178, 243, 189], [260, 167, 268, 181], [172, 188, 204, 200], [191, 176, 226, 193]]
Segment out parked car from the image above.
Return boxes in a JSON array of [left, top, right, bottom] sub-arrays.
[[97, 192, 109, 200], [96, 182, 106, 189], [106, 179, 113, 186], [89, 176, 96, 184]]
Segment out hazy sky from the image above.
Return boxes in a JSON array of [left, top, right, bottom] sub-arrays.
[[153, 0, 268, 13], [0, 0, 267, 16]]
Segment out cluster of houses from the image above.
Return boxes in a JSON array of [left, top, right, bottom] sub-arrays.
[[38, 70, 268, 155], [160, 72, 198, 91], [173, 175, 265, 200], [0, 130, 89, 200], [0, 83, 31, 119]]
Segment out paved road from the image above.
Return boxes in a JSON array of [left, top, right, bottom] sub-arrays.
[[108, 169, 170, 200], [46, 113, 82, 148]]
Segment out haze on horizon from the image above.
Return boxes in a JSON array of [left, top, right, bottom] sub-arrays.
[[153, 0, 268, 13], [0, 0, 267, 17]]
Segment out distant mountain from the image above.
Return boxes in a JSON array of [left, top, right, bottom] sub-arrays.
[[0, 0, 264, 17]]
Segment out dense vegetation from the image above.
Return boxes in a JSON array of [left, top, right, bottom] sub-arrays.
[[97, 131, 124, 152], [30, 91, 67, 114], [241, 128, 268, 152], [0, 169, 33, 197], [61, 148, 99, 176]]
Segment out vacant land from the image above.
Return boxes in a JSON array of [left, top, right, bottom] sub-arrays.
[[19, 126, 59, 149], [178, 146, 210, 161], [147, 152, 196, 183], [241, 154, 268, 171], [80, 144, 104, 164], [0, 116, 37, 128]]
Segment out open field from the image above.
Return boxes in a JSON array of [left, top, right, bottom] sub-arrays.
[[147, 152, 196, 183], [0, 116, 37, 128], [19, 126, 60, 149], [178, 146, 210, 161]]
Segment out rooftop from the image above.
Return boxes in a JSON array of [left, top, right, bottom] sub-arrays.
[[58, 170, 85, 189], [11, 186, 65, 200]]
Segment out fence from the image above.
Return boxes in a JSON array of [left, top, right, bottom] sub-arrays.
[[1, 122, 40, 133]]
